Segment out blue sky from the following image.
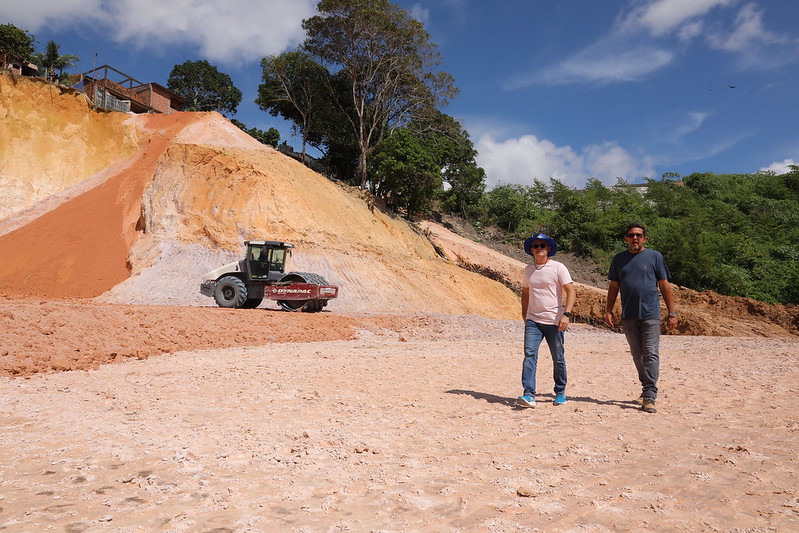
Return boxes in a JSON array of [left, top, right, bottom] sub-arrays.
[[3, 0, 797, 189]]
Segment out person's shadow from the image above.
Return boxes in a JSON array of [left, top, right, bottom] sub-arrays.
[[445, 390, 641, 410], [445, 389, 517, 407]]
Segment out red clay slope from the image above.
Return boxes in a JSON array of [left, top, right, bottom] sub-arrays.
[[0, 113, 199, 298]]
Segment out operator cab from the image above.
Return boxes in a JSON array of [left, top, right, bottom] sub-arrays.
[[245, 240, 293, 281]]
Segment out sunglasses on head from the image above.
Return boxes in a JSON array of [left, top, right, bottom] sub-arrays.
[[531, 243, 549, 249], [625, 233, 645, 238]]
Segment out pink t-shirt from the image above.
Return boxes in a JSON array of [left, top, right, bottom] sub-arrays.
[[523, 260, 573, 325]]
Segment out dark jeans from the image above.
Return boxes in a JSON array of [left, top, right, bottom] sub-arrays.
[[621, 318, 661, 401], [521, 320, 567, 396]]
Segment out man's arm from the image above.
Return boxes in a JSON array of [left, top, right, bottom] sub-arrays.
[[558, 282, 575, 331], [605, 281, 620, 328], [658, 278, 677, 331]]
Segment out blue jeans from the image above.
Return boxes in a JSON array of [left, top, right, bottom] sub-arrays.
[[621, 318, 660, 400], [521, 320, 567, 396]]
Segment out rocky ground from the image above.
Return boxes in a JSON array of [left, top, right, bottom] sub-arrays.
[[1, 310, 797, 531]]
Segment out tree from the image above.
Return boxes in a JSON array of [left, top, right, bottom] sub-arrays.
[[370, 129, 440, 218], [483, 184, 539, 233], [0, 23, 35, 68], [411, 111, 486, 220], [167, 60, 242, 116], [462, 170, 799, 304], [231, 120, 280, 147], [302, 0, 458, 189], [36, 40, 78, 82], [259, 127, 281, 147], [311, 71, 360, 181], [256, 51, 329, 157]]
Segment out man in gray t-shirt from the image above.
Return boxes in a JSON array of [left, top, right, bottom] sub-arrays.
[[605, 224, 677, 413]]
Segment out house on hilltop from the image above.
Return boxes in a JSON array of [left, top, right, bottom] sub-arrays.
[[0, 53, 38, 77], [79, 64, 186, 114]]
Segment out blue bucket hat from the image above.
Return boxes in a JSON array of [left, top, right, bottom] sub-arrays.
[[524, 233, 558, 256]]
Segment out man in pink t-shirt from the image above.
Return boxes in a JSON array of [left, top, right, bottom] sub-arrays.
[[516, 233, 575, 408]]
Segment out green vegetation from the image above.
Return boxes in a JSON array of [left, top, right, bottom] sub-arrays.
[[0, 23, 35, 66], [230, 120, 280, 147], [301, 0, 458, 190], [256, 50, 330, 157], [256, 1, 471, 218], [2, 23, 81, 84], [167, 59, 242, 116], [33, 40, 79, 83], [476, 169, 799, 305]]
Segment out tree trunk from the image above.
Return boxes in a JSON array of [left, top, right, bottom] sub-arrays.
[[358, 148, 368, 189]]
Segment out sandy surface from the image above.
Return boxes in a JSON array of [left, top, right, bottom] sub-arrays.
[[1, 313, 798, 531]]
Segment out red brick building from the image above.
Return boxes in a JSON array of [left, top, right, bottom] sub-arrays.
[[80, 64, 187, 114]]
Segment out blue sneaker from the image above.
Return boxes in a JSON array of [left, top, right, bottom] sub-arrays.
[[554, 392, 567, 406], [516, 394, 536, 408]]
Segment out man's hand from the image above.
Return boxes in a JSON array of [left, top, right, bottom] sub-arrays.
[[605, 282, 619, 329], [666, 315, 678, 331]]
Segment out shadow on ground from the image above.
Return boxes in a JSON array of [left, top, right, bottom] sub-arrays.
[[446, 389, 642, 411]]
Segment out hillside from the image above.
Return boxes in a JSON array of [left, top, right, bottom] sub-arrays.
[[1, 71, 797, 345], [0, 73, 517, 318]]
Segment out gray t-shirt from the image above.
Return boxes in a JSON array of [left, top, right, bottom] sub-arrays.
[[608, 248, 670, 321]]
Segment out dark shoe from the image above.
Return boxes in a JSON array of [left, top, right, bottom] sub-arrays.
[[642, 399, 657, 413]]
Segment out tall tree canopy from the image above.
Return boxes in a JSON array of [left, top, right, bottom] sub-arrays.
[[302, 0, 458, 189], [365, 112, 486, 219], [167, 60, 242, 116], [0, 23, 35, 67], [370, 128, 441, 217], [256, 50, 330, 157], [413, 111, 486, 219]]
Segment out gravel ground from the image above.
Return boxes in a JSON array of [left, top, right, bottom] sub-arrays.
[[1, 304, 798, 531]]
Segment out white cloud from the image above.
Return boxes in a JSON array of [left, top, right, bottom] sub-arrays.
[[583, 143, 654, 183], [707, 3, 773, 51], [0, 0, 316, 65], [475, 134, 654, 189], [623, 0, 736, 37], [668, 111, 711, 143], [706, 3, 799, 69], [475, 135, 581, 187], [408, 3, 431, 26], [0, 0, 102, 29], [759, 158, 796, 174], [513, 0, 734, 87], [677, 20, 704, 42], [521, 46, 673, 87], [515, 0, 797, 88]]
